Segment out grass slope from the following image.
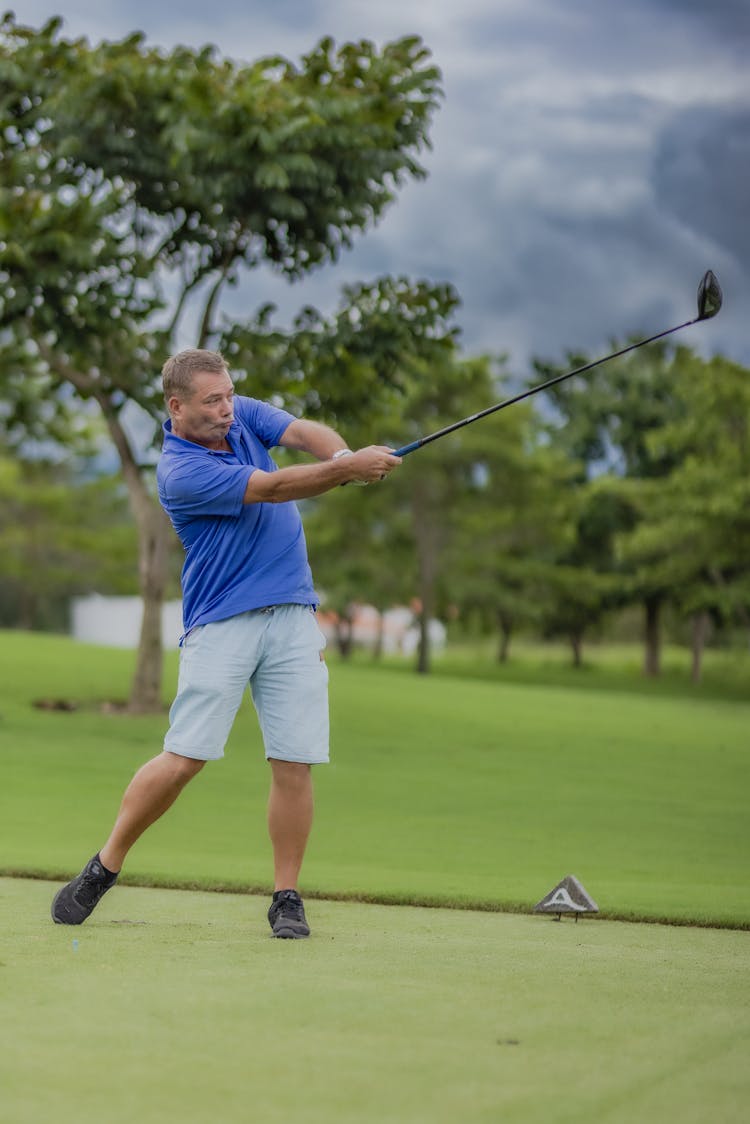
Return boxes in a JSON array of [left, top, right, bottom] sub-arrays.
[[2, 877, 748, 1124], [1, 631, 748, 925]]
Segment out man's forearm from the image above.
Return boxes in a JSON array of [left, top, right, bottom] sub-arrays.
[[279, 419, 349, 461], [244, 459, 356, 504], [243, 445, 401, 504]]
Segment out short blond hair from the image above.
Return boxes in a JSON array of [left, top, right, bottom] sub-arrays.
[[161, 349, 229, 401]]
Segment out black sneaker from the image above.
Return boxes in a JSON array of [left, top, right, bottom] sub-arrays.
[[268, 889, 310, 939], [51, 855, 118, 925]]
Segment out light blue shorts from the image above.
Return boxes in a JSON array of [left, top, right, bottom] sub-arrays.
[[164, 604, 329, 764]]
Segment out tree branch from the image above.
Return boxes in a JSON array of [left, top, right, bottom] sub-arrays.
[[197, 263, 232, 348], [36, 342, 98, 395]]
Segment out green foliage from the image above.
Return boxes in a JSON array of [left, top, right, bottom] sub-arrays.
[[226, 275, 460, 434], [530, 341, 750, 656], [0, 13, 448, 705], [305, 481, 413, 626], [0, 455, 139, 627], [0, 14, 444, 423], [55, 32, 441, 276], [616, 350, 750, 623], [303, 352, 497, 664], [0, 17, 161, 414], [1, 15, 749, 682], [534, 340, 686, 478], [448, 412, 577, 655]]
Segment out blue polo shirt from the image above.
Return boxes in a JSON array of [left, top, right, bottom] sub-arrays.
[[157, 395, 318, 634]]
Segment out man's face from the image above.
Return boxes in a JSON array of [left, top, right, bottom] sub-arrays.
[[169, 370, 235, 448]]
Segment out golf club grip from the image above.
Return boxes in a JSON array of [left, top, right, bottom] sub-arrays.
[[392, 440, 422, 457]]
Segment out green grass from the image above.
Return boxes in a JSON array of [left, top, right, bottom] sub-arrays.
[[1, 630, 748, 926], [3, 632, 749, 1122], [378, 636, 750, 703], [3, 877, 749, 1124]]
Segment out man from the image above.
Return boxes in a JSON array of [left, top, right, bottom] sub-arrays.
[[51, 348, 401, 938]]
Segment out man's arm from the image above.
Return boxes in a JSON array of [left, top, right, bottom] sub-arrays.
[[278, 418, 349, 460], [240, 418, 401, 505]]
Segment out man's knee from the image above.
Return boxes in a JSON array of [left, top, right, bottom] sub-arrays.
[[269, 759, 311, 789], [164, 750, 206, 783]]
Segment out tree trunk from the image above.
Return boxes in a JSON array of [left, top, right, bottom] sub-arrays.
[[416, 608, 431, 675], [99, 397, 171, 713], [690, 610, 710, 684], [643, 593, 662, 677], [497, 611, 512, 663], [372, 611, 384, 661], [570, 630, 583, 668], [413, 549, 435, 675], [128, 497, 172, 713], [334, 614, 354, 658], [412, 485, 438, 675], [18, 598, 34, 629]]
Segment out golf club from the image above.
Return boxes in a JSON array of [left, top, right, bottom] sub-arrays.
[[392, 270, 723, 458]]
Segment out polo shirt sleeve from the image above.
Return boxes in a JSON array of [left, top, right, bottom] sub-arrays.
[[161, 455, 253, 518], [234, 396, 296, 447]]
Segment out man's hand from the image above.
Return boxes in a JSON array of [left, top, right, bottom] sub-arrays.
[[279, 422, 401, 484], [343, 446, 402, 485], [243, 444, 401, 505]]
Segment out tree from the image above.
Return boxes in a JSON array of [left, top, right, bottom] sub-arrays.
[[226, 275, 460, 435], [0, 454, 142, 630], [615, 351, 750, 681], [0, 15, 445, 709], [232, 274, 461, 659], [449, 415, 574, 663], [373, 352, 515, 673], [302, 478, 413, 658], [534, 341, 687, 675]]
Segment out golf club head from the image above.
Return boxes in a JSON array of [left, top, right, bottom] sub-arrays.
[[697, 270, 722, 320]]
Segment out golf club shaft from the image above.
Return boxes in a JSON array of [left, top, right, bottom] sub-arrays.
[[393, 315, 699, 458]]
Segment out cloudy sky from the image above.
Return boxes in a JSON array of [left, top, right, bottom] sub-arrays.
[[11, 0, 750, 376]]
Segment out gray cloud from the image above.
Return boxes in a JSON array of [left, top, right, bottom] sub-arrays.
[[10, 0, 750, 372], [633, 0, 750, 43], [654, 106, 750, 263]]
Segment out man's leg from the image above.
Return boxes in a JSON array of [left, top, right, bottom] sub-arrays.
[[52, 751, 204, 925], [251, 605, 329, 938], [266, 759, 314, 939], [100, 751, 205, 872], [267, 759, 313, 891]]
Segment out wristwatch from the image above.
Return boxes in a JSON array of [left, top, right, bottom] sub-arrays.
[[332, 446, 367, 486]]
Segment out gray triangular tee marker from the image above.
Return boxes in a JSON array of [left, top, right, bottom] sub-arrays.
[[533, 875, 599, 918]]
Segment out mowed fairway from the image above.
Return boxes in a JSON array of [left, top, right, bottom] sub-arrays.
[[3, 877, 749, 1124], [2, 632, 749, 1121], [1, 633, 748, 925]]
